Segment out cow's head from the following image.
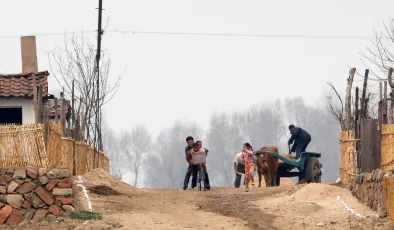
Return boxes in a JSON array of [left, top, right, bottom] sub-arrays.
[[259, 146, 279, 165]]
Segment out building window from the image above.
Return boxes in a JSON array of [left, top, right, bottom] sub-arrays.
[[0, 107, 22, 125]]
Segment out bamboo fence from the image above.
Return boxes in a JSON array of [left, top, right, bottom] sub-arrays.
[[0, 122, 109, 174], [340, 130, 358, 185], [384, 176, 394, 223], [381, 124, 394, 171], [0, 124, 48, 168]]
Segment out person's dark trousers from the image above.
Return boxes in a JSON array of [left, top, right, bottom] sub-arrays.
[[295, 138, 311, 159], [234, 163, 245, 188], [190, 165, 199, 188], [203, 169, 210, 190], [183, 166, 192, 189]]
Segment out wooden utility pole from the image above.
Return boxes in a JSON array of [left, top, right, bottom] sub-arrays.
[[94, 0, 104, 168]]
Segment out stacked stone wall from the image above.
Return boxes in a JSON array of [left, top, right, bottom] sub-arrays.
[[0, 168, 74, 225], [349, 169, 393, 217]]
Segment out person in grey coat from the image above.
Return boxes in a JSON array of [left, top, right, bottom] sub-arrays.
[[288, 124, 311, 159]]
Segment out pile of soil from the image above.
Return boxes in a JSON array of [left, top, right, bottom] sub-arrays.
[[256, 183, 391, 229], [279, 153, 300, 162], [280, 177, 296, 186], [89, 185, 122, 196], [82, 168, 136, 190]]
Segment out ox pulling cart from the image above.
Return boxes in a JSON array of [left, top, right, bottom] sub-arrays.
[[256, 149, 323, 186]]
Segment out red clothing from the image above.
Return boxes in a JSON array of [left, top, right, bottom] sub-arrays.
[[188, 148, 207, 170], [241, 149, 254, 164]]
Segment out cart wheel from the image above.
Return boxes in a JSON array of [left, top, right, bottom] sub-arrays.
[[305, 157, 322, 183]]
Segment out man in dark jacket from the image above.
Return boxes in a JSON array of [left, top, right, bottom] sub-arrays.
[[288, 124, 311, 159], [183, 136, 194, 190]]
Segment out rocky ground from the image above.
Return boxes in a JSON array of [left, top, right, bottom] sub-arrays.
[[1, 169, 392, 230]]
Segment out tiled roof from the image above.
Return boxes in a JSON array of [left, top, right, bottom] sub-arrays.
[[0, 71, 49, 97]]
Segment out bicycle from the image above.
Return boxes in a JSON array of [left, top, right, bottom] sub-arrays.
[[191, 151, 207, 191], [197, 163, 206, 191]]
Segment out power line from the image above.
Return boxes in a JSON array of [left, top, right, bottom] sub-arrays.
[[107, 30, 377, 40], [0, 30, 380, 40]]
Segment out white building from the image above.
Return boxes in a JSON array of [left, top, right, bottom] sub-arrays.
[[0, 36, 70, 125], [0, 71, 50, 124]]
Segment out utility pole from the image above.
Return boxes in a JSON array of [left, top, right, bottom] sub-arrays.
[[94, 0, 104, 167]]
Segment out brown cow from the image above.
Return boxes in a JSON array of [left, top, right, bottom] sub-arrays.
[[256, 146, 279, 187]]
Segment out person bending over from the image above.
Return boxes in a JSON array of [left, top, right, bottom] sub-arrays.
[[288, 124, 311, 159]]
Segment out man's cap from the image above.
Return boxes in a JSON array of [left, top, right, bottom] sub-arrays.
[[289, 124, 295, 129]]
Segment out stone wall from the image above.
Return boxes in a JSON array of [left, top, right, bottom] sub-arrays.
[[0, 168, 75, 225], [349, 169, 393, 217]]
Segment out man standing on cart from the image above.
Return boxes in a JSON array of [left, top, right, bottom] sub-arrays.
[[287, 124, 311, 159]]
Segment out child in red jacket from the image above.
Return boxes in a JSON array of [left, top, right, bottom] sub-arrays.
[[241, 143, 255, 192]]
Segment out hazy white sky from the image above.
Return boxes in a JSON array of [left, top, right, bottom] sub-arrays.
[[0, 0, 393, 137]]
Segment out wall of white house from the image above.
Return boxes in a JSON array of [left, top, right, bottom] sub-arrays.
[[0, 97, 35, 124]]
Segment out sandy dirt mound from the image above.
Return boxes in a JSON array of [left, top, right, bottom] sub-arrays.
[[256, 183, 392, 229], [81, 168, 136, 190], [279, 178, 295, 186]]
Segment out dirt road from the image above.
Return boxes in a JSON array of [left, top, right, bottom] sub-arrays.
[[2, 170, 393, 230]]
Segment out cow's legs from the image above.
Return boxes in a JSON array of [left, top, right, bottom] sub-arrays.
[[258, 170, 262, 187], [271, 171, 277, 186], [264, 173, 271, 187]]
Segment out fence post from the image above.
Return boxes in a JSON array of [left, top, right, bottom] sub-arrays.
[[43, 102, 49, 149], [32, 75, 38, 124], [355, 87, 361, 173], [60, 92, 65, 136], [384, 81, 388, 124], [72, 140, 76, 176], [54, 97, 59, 124], [71, 80, 75, 139], [360, 69, 369, 119], [37, 85, 43, 124]]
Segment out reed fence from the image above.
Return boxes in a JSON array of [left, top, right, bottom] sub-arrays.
[[384, 176, 394, 222], [339, 130, 358, 185], [0, 123, 109, 174], [381, 124, 394, 171]]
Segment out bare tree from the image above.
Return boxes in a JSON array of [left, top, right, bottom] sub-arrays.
[[120, 125, 152, 187], [102, 121, 128, 180], [144, 121, 202, 188], [326, 82, 346, 131], [47, 33, 124, 145], [206, 112, 244, 186], [360, 18, 394, 123], [361, 18, 394, 79]]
